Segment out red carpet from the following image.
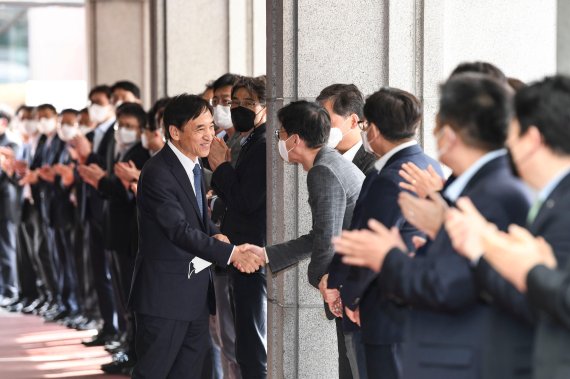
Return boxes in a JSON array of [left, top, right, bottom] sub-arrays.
[[0, 309, 123, 379]]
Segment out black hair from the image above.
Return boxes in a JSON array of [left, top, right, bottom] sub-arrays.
[[60, 108, 79, 116], [515, 75, 570, 155], [89, 85, 112, 100], [363, 87, 422, 141], [439, 72, 512, 151], [213, 73, 242, 92], [450, 61, 507, 83], [79, 107, 88, 114], [37, 103, 57, 115], [111, 80, 141, 99], [147, 97, 171, 131], [0, 111, 10, 122], [232, 75, 267, 103], [116, 103, 147, 130], [316, 83, 364, 119], [162, 94, 213, 140], [277, 100, 330, 148], [507, 77, 527, 92]]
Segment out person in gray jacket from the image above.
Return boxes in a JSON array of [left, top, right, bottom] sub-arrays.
[[248, 100, 365, 379]]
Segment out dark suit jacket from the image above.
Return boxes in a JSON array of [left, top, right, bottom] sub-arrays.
[[98, 142, 149, 255], [211, 124, 266, 246], [129, 143, 233, 322], [328, 144, 442, 343], [36, 135, 67, 227], [521, 173, 570, 379], [0, 133, 20, 222], [378, 155, 534, 379], [351, 144, 376, 175], [82, 124, 115, 224]]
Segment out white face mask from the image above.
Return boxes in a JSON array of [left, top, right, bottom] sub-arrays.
[[327, 127, 344, 149], [88, 104, 110, 124], [58, 124, 78, 142], [361, 130, 375, 155], [22, 120, 38, 135], [141, 132, 149, 149], [117, 128, 138, 145], [278, 135, 295, 163], [213, 105, 233, 130], [78, 124, 92, 135], [37, 118, 57, 135]]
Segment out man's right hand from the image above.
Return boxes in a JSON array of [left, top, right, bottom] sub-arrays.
[[231, 244, 265, 274]]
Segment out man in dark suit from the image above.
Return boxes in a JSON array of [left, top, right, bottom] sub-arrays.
[[209, 76, 268, 379], [328, 88, 443, 379], [317, 84, 376, 175], [73, 85, 120, 345], [446, 75, 570, 379], [334, 73, 534, 379], [0, 111, 20, 306], [129, 94, 264, 379], [78, 102, 150, 373]]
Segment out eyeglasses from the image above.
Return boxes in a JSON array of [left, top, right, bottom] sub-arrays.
[[210, 98, 232, 107], [357, 120, 370, 131], [229, 100, 264, 109], [274, 129, 286, 141]]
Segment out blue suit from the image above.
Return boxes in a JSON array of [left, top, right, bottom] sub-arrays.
[[378, 155, 534, 379], [328, 143, 442, 379]]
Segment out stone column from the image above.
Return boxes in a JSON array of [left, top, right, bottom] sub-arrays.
[[558, 0, 570, 75], [86, 0, 151, 107], [266, 1, 444, 377]]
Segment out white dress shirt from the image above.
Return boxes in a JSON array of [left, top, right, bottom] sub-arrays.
[[374, 140, 418, 173], [342, 140, 363, 162]]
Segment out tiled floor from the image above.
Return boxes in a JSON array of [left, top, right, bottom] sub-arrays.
[[0, 309, 123, 379]]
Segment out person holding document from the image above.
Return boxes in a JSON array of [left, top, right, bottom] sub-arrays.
[[128, 94, 264, 379]]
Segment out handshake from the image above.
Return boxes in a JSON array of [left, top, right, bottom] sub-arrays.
[[231, 244, 267, 273], [213, 235, 267, 274]]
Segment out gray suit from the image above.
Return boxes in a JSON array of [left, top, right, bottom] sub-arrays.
[[266, 146, 364, 288]]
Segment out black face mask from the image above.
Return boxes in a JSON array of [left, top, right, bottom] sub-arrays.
[[506, 148, 521, 178], [231, 106, 256, 133]]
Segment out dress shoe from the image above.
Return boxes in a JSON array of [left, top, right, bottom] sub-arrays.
[[22, 298, 43, 314], [82, 332, 117, 347], [6, 301, 25, 312], [104, 339, 123, 353], [0, 296, 19, 308], [101, 351, 135, 375], [43, 306, 67, 322], [75, 318, 99, 331]]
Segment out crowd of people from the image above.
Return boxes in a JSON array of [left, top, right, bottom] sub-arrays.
[[0, 61, 569, 379]]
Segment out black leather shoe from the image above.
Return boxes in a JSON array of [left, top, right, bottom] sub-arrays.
[[101, 351, 135, 375], [22, 299, 44, 314], [0, 296, 19, 308], [75, 318, 99, 331], [82, 332, 117, 347]]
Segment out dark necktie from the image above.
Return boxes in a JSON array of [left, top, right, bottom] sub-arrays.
[[193, 164, 204, 218]]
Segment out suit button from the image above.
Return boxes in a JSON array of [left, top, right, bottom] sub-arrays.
[[354, 297, 360, 305], [339, 285, 343, 289]]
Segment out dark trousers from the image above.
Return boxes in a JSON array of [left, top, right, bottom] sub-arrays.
[[133, 310, 210, 379], [228, 266, 267, 379], [16, 211, 39, 301], [54, 226, 80, 314], [0, 219, 18, 298], [364, 343, 402, 379], [88, 219, 118, 334], [17, 201, 47, 301], [74, 221, 99, 319], [336, 317, 355, 379], [41, 226, 63, 306], [110, 250, 137, 356]]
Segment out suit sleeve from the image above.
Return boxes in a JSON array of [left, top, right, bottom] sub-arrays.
[[380, 198, 517, 311], [211, 142, 266, 216], [527, 265, 570, 329], [138, 163, 233, 267]]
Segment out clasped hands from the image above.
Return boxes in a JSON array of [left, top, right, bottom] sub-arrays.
[[212, 234, 267, 274]]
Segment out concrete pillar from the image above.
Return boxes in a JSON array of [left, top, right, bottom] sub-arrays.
[[558, 0, 570, 75], [266, 1, 446, 377], [86, 0, 151, 107]]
